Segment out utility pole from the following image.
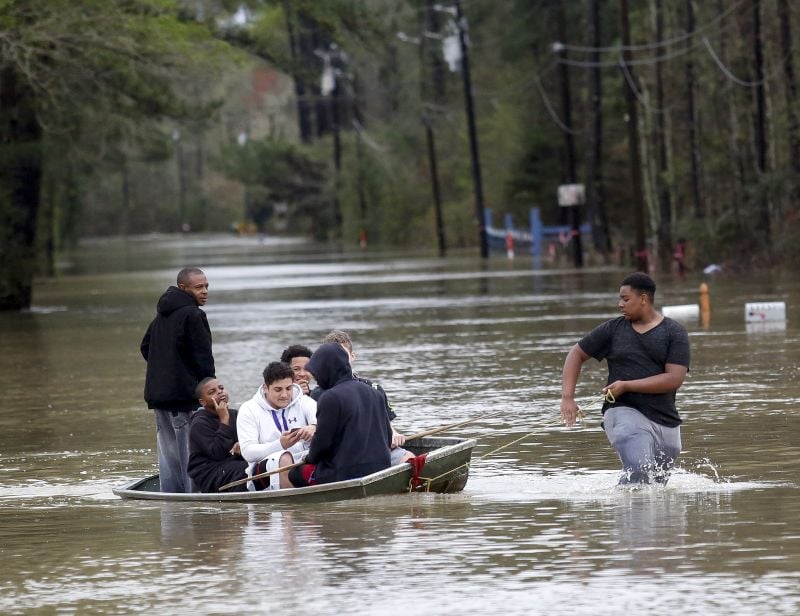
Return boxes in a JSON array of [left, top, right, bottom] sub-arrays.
[[398, 13, 448, 257], [454, 0, 488, 259], [351, 72, 368, 248], [587, 0, 611, 256], [421, 0, 446, 256], [555, 6, 582, 268], [331, 79, 343, 238], [424, 110, 446, 256], [319, 46, 344, 240]]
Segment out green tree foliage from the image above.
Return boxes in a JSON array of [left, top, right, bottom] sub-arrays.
[[216, 136, 330, 235], [0, 0, 229, 309], [5, 0, 800, 311]]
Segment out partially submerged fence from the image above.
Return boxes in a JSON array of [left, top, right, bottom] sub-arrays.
[[484, 208, 591, 266]]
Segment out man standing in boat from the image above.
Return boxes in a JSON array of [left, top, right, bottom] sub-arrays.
[[237, 362, 317, 490], [141, 267, 215, 493], [188, 377, 248, 492], [559, 272, 690, 484], [289, 343, 393, 487]]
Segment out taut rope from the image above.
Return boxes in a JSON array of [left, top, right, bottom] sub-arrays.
[[409, 408, 589, 492]]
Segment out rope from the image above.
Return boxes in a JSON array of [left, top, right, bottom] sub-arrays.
[[409, 409, 589, 492]]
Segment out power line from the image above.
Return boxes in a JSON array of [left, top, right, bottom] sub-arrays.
[[557, 34, 704, 69], [702, 34, 797, 89], [555, 8, 747, 70], [559, 0, 748, 54], [618, 57, 677, 115], [534, 74, 581, 135], [702, 36, 765, 88], [351, 118, 388, 153]]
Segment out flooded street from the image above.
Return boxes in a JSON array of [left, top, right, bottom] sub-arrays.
[[1, 235, 799, 614]]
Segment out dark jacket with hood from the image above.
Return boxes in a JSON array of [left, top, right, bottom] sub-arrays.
[[141, 286, 215, 411], [305, 343, 392, 484], [188, 407, 248, 492], [311, 376, 396, 422]]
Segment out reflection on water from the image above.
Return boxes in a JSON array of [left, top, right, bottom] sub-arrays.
[[1, 236, 799, 614]]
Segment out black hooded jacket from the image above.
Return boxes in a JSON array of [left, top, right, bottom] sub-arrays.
[[311, 376, 396, 422], [305, 343, 392, 483], [188, 407, 248, 492], [141, 286, 215, 411]]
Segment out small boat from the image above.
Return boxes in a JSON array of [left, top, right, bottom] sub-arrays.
[[113, 436, 476, 503]]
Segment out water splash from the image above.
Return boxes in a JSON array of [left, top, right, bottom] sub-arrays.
[[466, 464, 777, 503], [691, 456, 725, 483]]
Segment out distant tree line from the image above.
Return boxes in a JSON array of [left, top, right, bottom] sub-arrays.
[[1, 0, 798, 310]]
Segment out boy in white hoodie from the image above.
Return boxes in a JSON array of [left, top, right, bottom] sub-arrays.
[[237, 362, 317, 490]]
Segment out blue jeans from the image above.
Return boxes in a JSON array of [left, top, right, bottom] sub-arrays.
[[603, 405, 681, 485], [155, 409, 194, 493]]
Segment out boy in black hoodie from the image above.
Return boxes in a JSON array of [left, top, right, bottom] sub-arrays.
[[289, 343, 392, 486]]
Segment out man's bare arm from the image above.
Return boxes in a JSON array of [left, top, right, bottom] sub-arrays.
[[560, 343, 591, 427]]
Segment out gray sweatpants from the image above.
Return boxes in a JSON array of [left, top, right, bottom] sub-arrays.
[[603, 406, 681, 485]]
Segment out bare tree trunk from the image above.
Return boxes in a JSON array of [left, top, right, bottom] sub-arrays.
[[654, 0, 673, 271], [777, 0, 800, 201], [620, 0, 648, 271], [685, 0, 703, 219], [330, 78, 343, 239], [724, 0, 749, 232], [586, 0, 611, 255], [120, 160, 130, 236], [37, 164, 56, 278], [0, 65, 43, 310], [285, 3, 314, 143], [638, 85, 658, 244], [299, 12, 328, 138], [352, 73, 368, 229], [382, 18, 401, 114], [752, 0, 771, 245]]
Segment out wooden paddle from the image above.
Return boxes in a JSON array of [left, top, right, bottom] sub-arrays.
[[402, 409, 505, 441], [218, 410, 502, 492], [219, 460, 303, 492]]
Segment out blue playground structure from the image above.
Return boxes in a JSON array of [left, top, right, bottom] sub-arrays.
[[484, 207, 591, 267]]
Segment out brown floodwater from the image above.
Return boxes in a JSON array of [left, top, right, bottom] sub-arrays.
[[1, 235, 798, 614]]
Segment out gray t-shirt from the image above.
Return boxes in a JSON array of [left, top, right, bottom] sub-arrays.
[[578, 316, 690, 427]]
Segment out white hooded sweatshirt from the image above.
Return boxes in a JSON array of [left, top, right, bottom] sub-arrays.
[[236, 383, 317, 472]]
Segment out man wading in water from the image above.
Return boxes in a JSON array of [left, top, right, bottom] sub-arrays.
[[559, 272, 690, 484]]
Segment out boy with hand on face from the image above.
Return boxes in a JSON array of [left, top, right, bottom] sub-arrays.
[[237, 362, 317, 490], [187, 377, 248, 493]]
